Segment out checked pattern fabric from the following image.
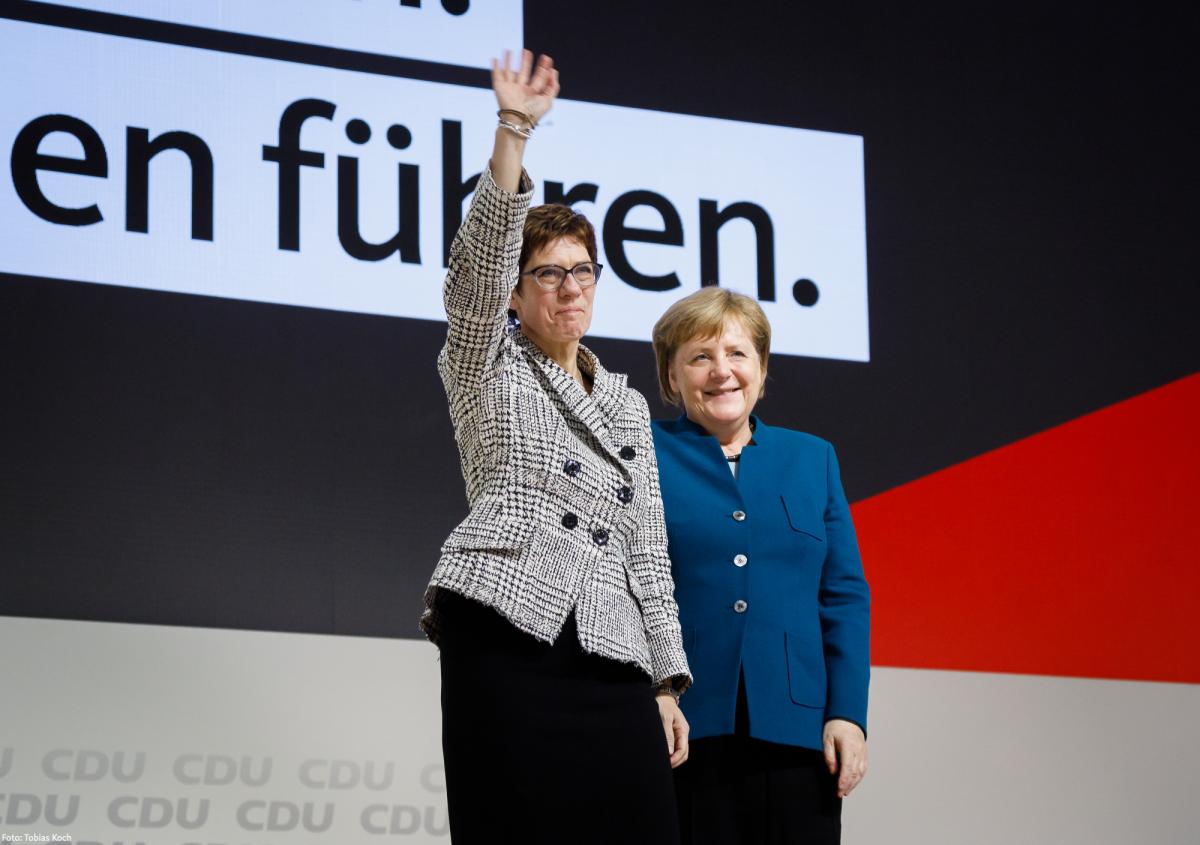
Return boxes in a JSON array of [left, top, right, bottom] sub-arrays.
[[420, 167, 691, 690]]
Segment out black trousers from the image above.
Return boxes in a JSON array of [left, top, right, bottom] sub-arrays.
[[437, 590, 679, 844], [674, 671, 842, 845]]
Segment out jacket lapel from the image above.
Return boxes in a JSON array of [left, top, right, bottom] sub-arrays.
[[513, 331, 627, 469], [733, 414, 771, 492], [672, 413, 776, 497], [673, 413, 743, 499]]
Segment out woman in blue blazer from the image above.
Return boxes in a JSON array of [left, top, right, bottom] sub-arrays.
[[650, 288, 870, 844]]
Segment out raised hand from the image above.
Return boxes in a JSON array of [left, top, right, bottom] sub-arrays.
[[491, 49, 560, 126]]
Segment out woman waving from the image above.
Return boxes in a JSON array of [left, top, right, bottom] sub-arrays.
[[422, 50, 691, 843]]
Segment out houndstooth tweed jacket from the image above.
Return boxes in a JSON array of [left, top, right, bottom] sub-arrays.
[[420, 167, 691, 690]]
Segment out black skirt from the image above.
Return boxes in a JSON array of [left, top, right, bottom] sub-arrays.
[[673, 670, 843, 845], [436, 590, 679, 844]]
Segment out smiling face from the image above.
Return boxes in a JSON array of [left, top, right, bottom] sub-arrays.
[[510, 236, 595, 351], [669, 315, 766, 436]]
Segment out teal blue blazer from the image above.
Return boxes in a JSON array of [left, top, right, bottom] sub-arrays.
[[652, 414, 870, 750]]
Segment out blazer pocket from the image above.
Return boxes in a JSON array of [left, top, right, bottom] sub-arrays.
[[780, 495, 826, 543], [785, 629, 828, 708]]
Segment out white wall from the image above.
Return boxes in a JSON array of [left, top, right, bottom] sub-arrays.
[[2, 617, 1197, 843]]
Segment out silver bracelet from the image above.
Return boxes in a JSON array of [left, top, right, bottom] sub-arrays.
[[655, 683, 680, 702], [498, 119, 532, 140]]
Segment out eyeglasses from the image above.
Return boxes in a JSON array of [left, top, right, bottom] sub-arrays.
[[521, 262, 604, 291]]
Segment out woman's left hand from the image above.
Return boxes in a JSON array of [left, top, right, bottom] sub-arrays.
[[656, 694, 690, 768], [823, 718, 868, 797]]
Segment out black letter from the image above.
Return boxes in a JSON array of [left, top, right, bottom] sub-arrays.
[[11, 114, 108, 226], [544, 181, 598, 207], [601, 190, 683, 292], [337, 157, 420, 262], [262, 99, 336, 251], [125, 128, 215, 240], [401, 0, 472, 15], [699, 200, 776, 301], [441, 119, 480, 267]]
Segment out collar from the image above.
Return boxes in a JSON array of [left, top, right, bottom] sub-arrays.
[[675, 412, 766, 445], [512, 329, 629, 458]]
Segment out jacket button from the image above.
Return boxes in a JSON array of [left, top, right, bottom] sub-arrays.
[[733, 599, 748, 613], [732, 509, 746, 522], [592, 528, 610, 547], [616, 485, 633, 504], [563, 459, 582, 477], [620, 445, 636, 460], [562, 512, 578, 530], [733, 554, 748, 567]]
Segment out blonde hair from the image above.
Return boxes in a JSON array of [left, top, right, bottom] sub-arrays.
[[651, 287, 771, 406]]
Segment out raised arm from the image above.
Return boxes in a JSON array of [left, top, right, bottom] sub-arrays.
[[490, 49, 560, 191], [439, 50, 560, 389]]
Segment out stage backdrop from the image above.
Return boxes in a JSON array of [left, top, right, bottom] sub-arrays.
[[2, 3, 1197, 843]]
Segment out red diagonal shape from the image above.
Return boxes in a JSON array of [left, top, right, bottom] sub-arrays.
[[852, 372, 1200, 683]]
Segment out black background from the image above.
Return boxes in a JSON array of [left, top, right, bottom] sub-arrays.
[[2, 3, 1196, 636]]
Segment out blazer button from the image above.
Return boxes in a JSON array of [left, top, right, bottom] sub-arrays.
[[732, 509, 747, 522], [563, 459, 582, 477], [620, 445, 636, 460], [733, 553, 748, 567], [592, 528, 610, 547], [616, 485, 634, 504], [733, 599, 748, 613], [562, 512, 578, 530]]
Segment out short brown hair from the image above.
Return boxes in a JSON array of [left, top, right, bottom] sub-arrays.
[[651, 287, 772, 406], [520, 204, 597, 272]]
